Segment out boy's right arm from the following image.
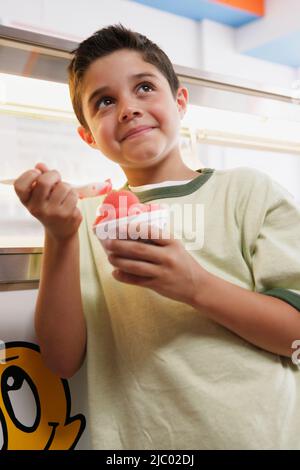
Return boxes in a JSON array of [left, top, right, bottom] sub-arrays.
[[14, 163, 86, 378]]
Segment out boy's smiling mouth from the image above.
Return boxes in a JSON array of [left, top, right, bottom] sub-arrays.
[[121, 126, 156, 141]]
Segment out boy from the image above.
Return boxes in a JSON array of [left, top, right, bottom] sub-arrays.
[[14, 24, 300, 450]]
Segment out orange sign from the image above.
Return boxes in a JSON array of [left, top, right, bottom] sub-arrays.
[[213, 0, 264, 16]]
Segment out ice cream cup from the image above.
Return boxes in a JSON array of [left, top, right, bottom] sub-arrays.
[[93, 208, 170, 253]]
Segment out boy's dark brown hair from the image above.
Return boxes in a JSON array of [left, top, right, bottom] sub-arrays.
[[68, 23, 180, 129]]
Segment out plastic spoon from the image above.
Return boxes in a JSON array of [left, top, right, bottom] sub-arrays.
[[0, 178, 113, 199]]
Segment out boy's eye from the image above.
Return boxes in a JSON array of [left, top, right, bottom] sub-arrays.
[[138, 83, 154, 93], [96, 97, 114, 110]]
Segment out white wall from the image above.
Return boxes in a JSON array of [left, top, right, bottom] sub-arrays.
[[198, 20, 297, 89], [236, 0, 300, 53]]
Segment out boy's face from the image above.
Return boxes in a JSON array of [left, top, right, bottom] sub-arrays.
[[78, 49, 188, 171]]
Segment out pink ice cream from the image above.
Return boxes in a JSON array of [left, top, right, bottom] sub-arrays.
[[93, 190, 169, 244]]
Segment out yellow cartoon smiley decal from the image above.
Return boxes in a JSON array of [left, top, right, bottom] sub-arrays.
[[0, 342, 85, 450]]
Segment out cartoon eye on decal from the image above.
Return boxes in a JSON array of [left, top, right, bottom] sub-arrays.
[[1, 366, 41, 433]]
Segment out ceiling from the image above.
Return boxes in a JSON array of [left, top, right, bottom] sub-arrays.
[[130, 0, 263, 26]]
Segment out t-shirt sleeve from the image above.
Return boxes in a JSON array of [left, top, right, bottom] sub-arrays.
[[250, 177, 300, 311]]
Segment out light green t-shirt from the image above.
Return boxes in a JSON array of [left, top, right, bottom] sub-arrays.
[[78, 166, 300, 450]]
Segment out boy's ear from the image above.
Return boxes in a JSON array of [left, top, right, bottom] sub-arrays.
[[77, 126, 97, 149], [176, 86, 188, 119]]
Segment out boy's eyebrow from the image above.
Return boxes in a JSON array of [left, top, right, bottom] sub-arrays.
[[87, 72, 158, 107]]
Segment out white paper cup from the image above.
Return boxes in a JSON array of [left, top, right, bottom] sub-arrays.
[[93, 208, 170, 253]]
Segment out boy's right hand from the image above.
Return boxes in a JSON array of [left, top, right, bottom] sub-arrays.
[[14, 162, 82, 241]]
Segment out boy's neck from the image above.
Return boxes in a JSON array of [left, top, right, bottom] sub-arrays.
[[122, 154, 201, 187]]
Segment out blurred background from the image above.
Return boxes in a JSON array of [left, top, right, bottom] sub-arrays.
[[1, 0, 300, 247]]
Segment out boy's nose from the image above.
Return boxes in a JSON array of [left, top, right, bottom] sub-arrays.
[[119, 107, 143, 123]]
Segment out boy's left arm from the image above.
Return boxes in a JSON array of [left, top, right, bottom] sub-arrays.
[[105, 202, 300, 359], [190, 267, 300, 359], [105, 231, 300, 359]]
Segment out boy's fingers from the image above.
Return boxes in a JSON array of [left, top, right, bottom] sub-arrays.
[[14, 169, 42, 204], [29, 170, 62, 203], [50, 181, 76, 206], [14, 162, 50, 204], [126, 222, 173, 246], [140, 222, 173, 245], [35, 162, 49, 173]]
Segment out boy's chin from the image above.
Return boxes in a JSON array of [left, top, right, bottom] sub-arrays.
[[126, 147, 166, 165], [126, 154, 166, 168]]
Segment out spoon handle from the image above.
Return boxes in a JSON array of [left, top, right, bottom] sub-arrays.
[[0, 178, 112, 199]]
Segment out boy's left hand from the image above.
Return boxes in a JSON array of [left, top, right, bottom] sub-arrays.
[[104, 225, 209, 307]]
